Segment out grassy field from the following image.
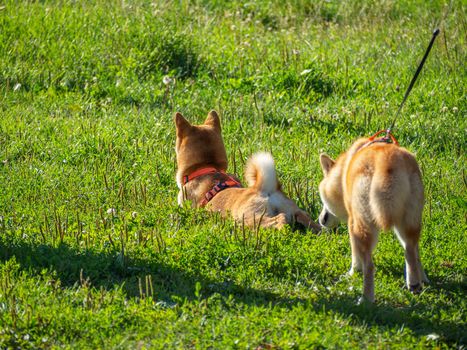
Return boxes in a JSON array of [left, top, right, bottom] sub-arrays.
[[0, 0, 465, 348]]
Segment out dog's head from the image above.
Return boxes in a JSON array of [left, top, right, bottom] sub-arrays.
[[174, 111, 228, 185], [318, 153, 344, 228]]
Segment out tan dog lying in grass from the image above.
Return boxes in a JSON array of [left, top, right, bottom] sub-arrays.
[[318, 135, 428, 302], [175, 110, 321, 232]]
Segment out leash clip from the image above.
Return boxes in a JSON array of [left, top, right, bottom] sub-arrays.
[[368, 129, 399, 146]]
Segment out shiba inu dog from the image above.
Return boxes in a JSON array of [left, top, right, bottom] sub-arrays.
[[174, 110, 321, 232], [318, 134, 428, 302]]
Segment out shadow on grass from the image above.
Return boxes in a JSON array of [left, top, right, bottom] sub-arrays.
[[376, 261, 466, 303], [314, 294, 466, 346], [0, 238, 303, 308], [322, 266, 466, 345], [0, 238, 464, 346]]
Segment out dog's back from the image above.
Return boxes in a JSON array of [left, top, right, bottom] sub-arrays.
[[345, 141, 424, 231]]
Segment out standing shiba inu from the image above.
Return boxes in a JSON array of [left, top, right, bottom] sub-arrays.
[[174, 110, 321, 232], [318, 135, 428, 302]]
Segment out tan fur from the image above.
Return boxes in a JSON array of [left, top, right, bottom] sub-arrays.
[[175, 110, 321, 232], [318, 138, 427, 302]]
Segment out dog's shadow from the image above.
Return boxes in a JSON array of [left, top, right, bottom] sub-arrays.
[[0, 239, 464, 346], [313, 292, 466, 346], [0, 238, 303, 307]]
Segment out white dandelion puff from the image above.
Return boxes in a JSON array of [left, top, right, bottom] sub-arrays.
[[163, 76, 173, 85], [426, 334, 439, 341]]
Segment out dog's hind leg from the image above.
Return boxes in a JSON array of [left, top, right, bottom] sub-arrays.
[[262, 213, 288, 229], [349, 216, 379, 302], [417, 245, 429, 284], [395, 225, 425, 292], [396, 172, 427, 290], [348, 233, 363, 276], [295, 209, 321, 233], [243, 212, 288, 229]]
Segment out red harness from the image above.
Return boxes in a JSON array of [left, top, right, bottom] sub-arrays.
[[361, 129, 399, 149], [183, 167, 242, 206]]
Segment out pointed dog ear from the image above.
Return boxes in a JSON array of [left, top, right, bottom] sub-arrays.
[[319, 153, 335, 176], [204, 110, 221, 130], [174, 112, 191, 136]]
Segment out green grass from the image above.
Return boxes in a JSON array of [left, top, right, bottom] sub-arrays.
[[0, 0, 465, 348]]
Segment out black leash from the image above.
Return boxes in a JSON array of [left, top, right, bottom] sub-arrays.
[[386, 28, 440, 137]]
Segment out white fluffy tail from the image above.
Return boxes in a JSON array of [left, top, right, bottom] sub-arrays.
[[245, 152, 278, 193]]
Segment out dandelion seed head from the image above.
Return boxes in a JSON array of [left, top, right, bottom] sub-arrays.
[[426, 334, 439, 341], [163, 76, 173, 85]]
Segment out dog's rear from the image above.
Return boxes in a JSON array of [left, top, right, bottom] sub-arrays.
[[348, 144, 424, 231]]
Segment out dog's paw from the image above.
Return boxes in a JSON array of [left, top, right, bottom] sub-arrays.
[[409, 283, 423, 294], [357, 295, 375, 304], [309, 222, 322, 234]]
